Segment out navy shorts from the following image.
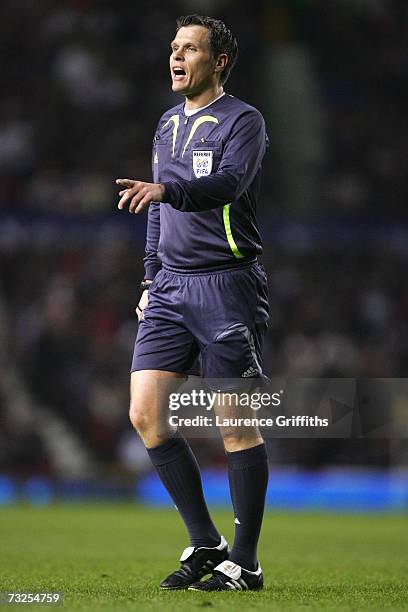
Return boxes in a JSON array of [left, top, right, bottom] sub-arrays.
[[131, 262, 269, 390]]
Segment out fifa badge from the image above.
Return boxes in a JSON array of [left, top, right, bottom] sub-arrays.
[[192, 150, 213, 177]]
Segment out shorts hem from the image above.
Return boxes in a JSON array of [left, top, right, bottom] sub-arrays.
[[204, 374, 270, 392], [130, 366, 198, 377]]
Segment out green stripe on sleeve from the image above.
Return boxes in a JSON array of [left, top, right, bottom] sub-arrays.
[[223, 204, 245, 259]]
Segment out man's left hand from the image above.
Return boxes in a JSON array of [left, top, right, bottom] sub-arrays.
[[116, 178, 165, 213]]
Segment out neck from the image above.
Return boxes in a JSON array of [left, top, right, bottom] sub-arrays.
[[184, 85, 224, 110]]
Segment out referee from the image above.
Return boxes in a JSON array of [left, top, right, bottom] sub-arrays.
[[116, 14, 269, 592]]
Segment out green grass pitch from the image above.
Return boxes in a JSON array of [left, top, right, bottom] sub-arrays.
[[1, 504, 407, 611]]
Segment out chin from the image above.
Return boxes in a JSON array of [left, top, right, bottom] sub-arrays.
[[171, 82, 183, 93]]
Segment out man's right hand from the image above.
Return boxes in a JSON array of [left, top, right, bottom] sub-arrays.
[[136, 289, 149, 321], [116, 178, 165, 214]]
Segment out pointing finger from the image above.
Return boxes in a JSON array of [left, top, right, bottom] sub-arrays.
[[116, 178, 135, 187]]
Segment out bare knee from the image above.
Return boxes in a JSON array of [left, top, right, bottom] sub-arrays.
[[128, 370, 184, 447], [220, 426, 263, 452], [129, 401, 148, 434], [129, 400, 173, 447]]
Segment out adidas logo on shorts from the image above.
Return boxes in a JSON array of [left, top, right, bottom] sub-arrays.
[[241, 366, 258, 378]]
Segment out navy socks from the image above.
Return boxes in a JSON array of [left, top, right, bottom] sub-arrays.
[[147, 434, 220, 548], [147, 435, 268, 568], [226, 443, 269, 571]]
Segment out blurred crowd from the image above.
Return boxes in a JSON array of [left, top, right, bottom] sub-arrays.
[[1, 0, 407, 476], [0, 0, 406, 215], [1, 222, 407, 474]]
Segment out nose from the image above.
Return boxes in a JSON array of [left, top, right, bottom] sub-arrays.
[[172, 49, 184, 62]]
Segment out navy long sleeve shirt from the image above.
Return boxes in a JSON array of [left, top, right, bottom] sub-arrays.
[[143, 93, 268, 279]]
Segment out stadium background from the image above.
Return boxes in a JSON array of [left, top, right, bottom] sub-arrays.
[[1, 0, 408, 512]]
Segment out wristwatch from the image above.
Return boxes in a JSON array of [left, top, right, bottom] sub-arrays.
[[140, 280, 153, 291]]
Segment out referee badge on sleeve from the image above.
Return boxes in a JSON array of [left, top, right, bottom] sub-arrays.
[[192, 150, 213, 177]]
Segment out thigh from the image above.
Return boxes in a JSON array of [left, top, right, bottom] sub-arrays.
[[131, 369, 185, 412], [185, 263, 268, 339], [132, 316, 200, 376], [132, 269, 201, 376], [201, 317, 270, 392], [130, 369, 186, 447], [187, 264, 270, 388]]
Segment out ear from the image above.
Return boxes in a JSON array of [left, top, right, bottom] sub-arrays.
[[214, 53, 228, 75]]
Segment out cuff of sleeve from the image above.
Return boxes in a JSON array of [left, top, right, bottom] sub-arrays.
[[144, 261, 162, 280], [162, 182, 181, 210]]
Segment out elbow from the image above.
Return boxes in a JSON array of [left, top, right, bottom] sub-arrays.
[[217, 170, 243, 201]]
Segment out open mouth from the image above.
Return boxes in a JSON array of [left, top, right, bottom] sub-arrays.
[[172, 67, 186, 81]]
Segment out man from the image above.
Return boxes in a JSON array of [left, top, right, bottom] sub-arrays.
[[116, 14, 269, 592]]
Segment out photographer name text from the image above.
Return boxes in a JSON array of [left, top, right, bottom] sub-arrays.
[[169, 415, 329, 428]]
